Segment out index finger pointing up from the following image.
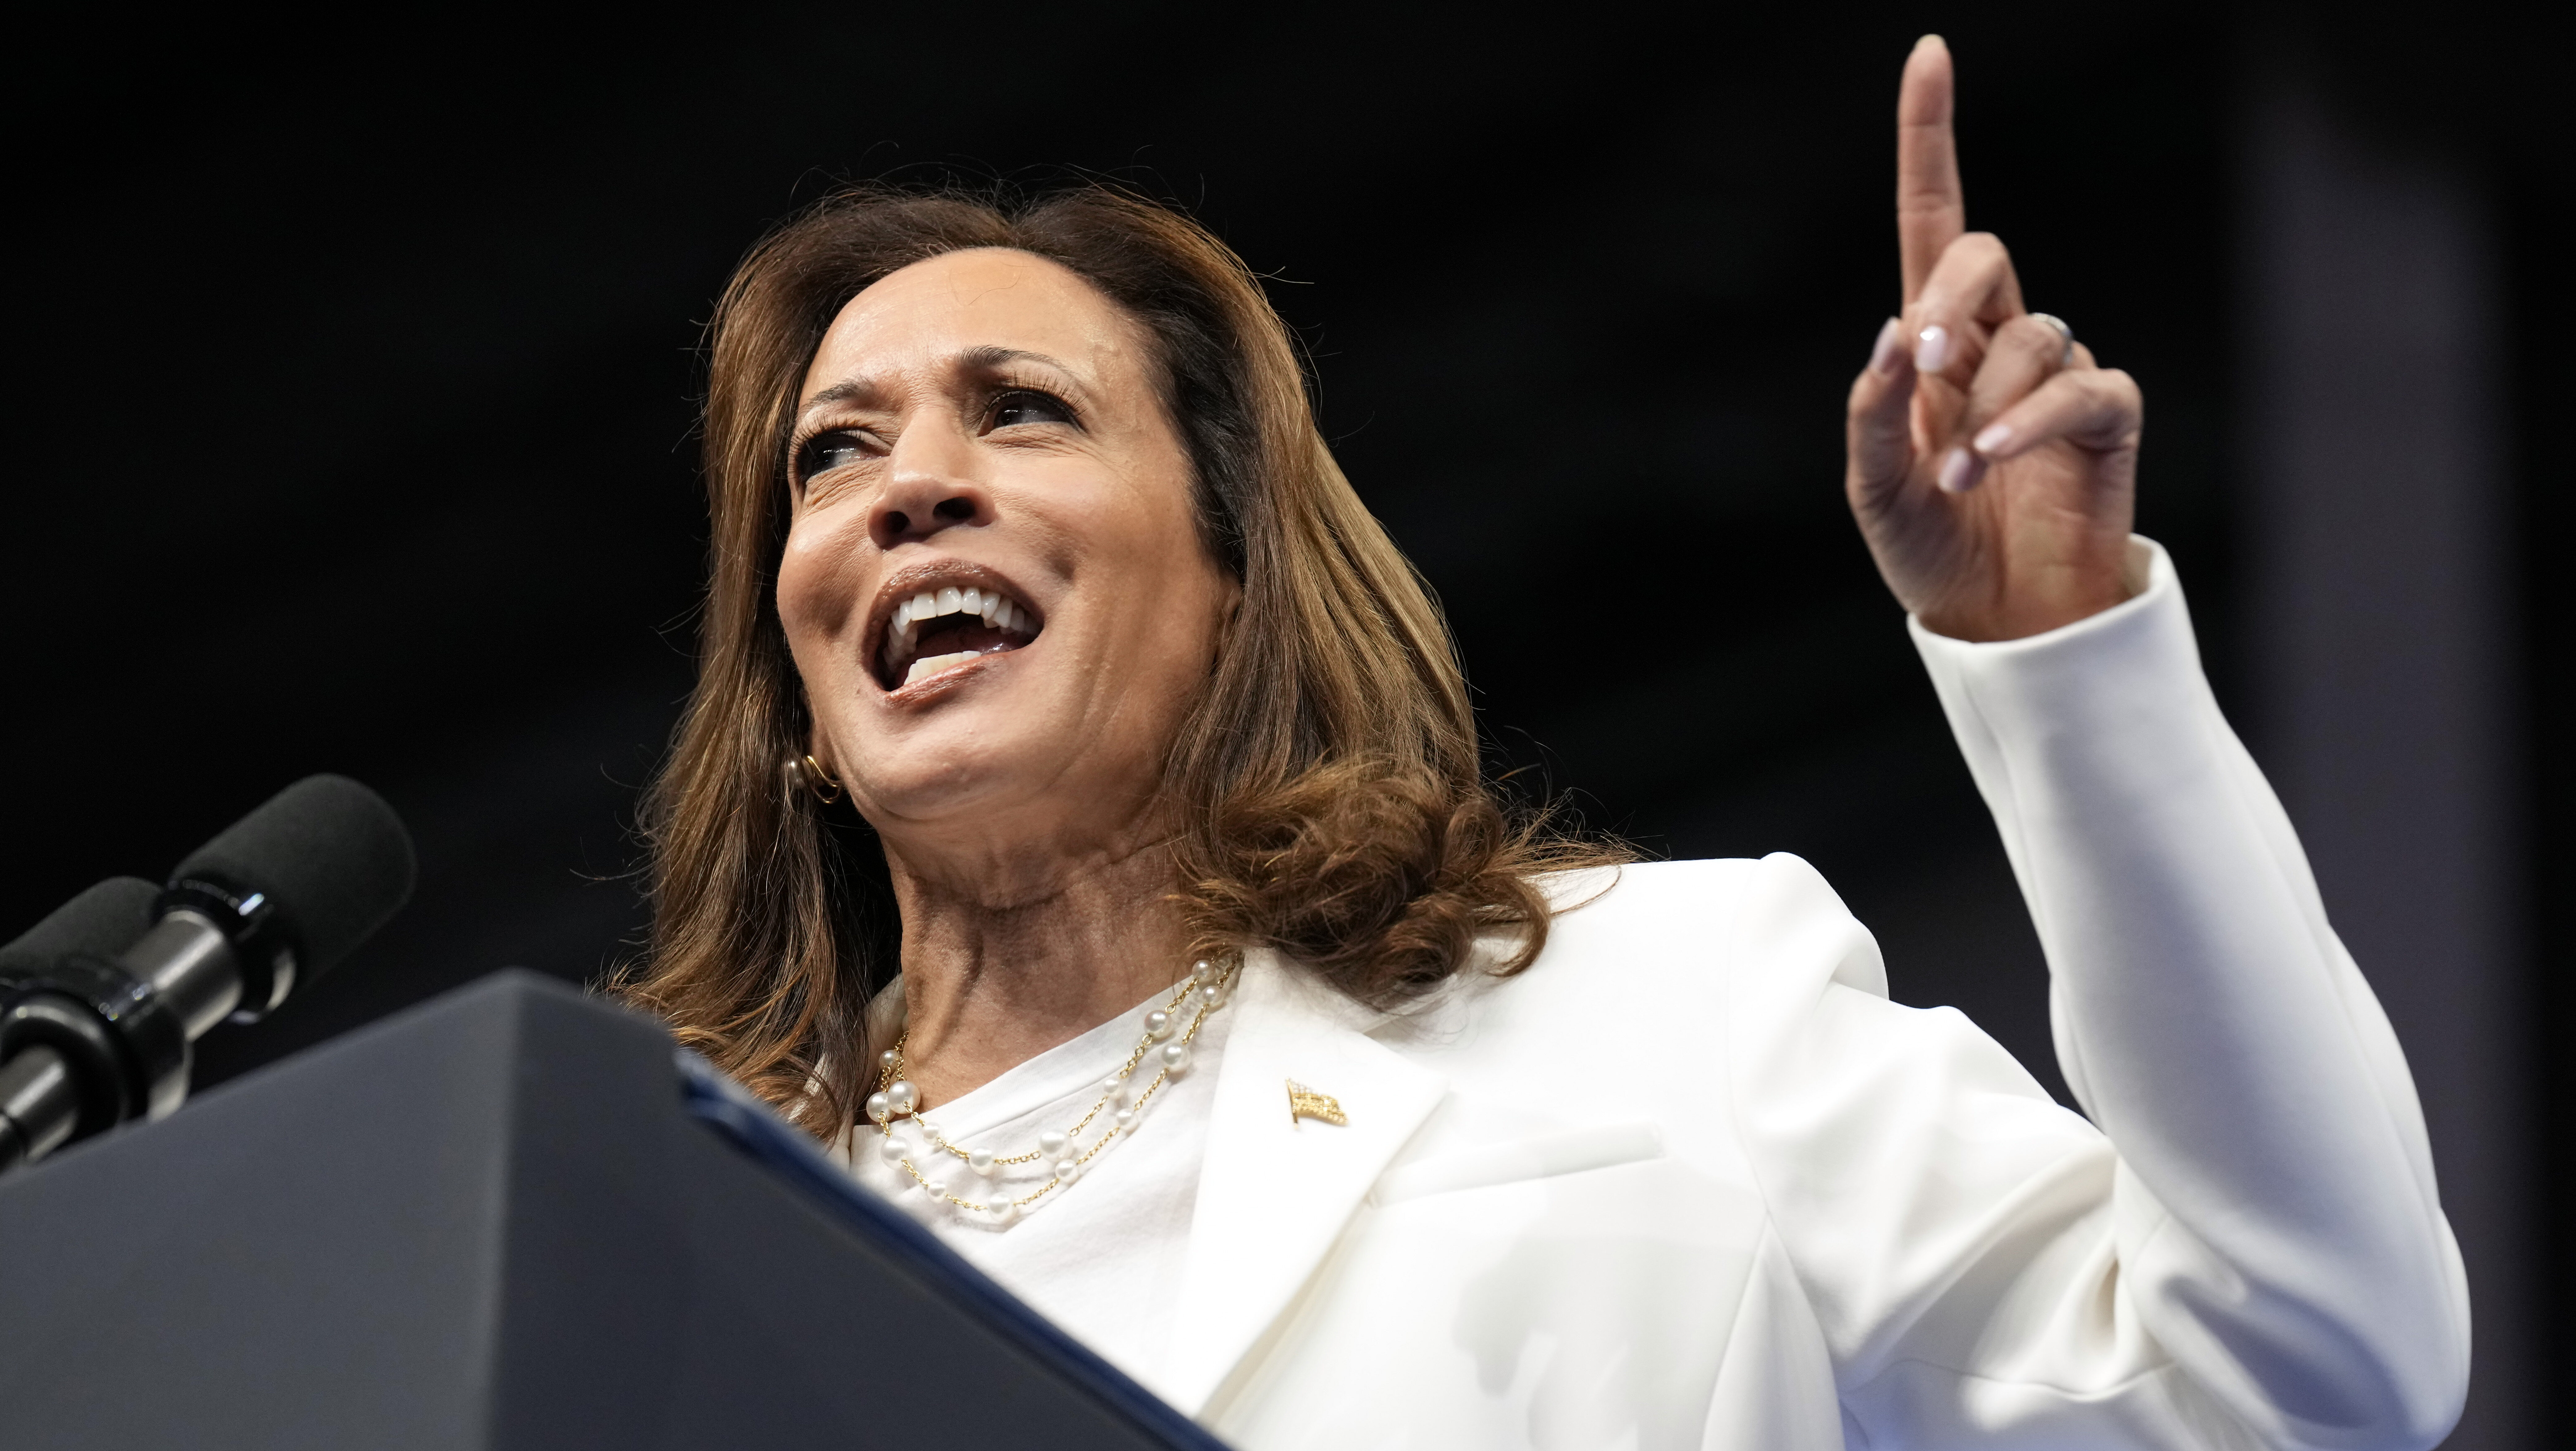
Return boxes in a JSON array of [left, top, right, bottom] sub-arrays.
[[1897, 35, 1964, 304]]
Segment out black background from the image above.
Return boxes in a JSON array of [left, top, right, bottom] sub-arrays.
[[9, 0, 2564, 1438]]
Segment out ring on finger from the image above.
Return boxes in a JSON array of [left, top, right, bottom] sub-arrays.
[[2030, 312, 2075, 368]]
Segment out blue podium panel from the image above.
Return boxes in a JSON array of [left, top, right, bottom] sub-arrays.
[[0, 971, 1221, 1451]]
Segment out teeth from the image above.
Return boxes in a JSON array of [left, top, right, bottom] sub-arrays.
[[881, 583, 1041, 685], [902, 650, 984, 687]]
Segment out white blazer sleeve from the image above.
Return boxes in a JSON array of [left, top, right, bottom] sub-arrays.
[[1890, 536, 2469, 1448]]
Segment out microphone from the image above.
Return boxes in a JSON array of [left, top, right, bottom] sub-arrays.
[[0, 775, 416, 1174], [0, 878, 161, 1168]]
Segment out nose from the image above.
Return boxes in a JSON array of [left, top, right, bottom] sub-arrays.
[[870, 425, 995, 549]]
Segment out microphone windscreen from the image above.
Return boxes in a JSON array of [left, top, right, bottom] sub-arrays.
[[0, 877, 163, 980], [173, 775, 417, 986]]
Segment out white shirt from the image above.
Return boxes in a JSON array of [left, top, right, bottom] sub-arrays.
[[834, 985, 1233, 1392], [826, 539, 2468, 1449]]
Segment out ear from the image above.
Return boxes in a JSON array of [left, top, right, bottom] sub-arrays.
[[793, 689, 841, 793], [805, 732, 842, 785], [784, 664, 827, 769], [1211, 574, 1246, 666]]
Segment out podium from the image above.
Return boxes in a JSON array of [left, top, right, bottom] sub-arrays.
[[0, 971, 1225, 1450]]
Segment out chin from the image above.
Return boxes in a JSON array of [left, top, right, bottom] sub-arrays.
[[850, 743, 1028, 826]]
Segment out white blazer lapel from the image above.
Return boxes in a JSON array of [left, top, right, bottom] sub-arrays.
[[1158, 950, 1449, 1414]]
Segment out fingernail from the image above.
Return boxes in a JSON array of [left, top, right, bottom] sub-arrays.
[[1973, 423, 2012, 455], [1916, 325, 1952, 373], [1937, 446, 1979, 494], [1869, 317, 1907, 375]]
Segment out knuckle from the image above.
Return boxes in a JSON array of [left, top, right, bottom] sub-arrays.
[[1960, 232, 2012, 269], [1999, 314, 2056, 350], [1933, 231, 2000, 278]]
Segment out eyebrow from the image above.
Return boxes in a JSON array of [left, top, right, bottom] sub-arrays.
[[959, 345, 1072, 375], [796, 346, 1080, 419]]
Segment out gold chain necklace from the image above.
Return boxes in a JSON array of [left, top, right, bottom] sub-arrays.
[[863, 956, 1237, 1222]]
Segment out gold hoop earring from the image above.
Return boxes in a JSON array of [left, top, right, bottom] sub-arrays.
[[785, 753, 844, 805]]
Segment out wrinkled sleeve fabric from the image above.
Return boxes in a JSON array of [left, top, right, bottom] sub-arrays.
[[1726, 538, 2468, 1451]]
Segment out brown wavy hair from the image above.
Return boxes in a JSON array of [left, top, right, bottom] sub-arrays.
[[612, 186, 1627, 1135]]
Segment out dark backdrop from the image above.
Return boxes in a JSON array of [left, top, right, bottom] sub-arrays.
[[8, 4, 2561, 1446]]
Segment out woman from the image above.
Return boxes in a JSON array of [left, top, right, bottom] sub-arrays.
[[617, 37, 2468, 1450]]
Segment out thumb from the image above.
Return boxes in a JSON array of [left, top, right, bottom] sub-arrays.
[[1847, 317, 1917, 502]]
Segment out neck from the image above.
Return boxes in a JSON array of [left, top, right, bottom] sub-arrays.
[[882, 827, 1195, 1111]]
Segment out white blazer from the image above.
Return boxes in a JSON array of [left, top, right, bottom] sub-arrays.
[[1152, 541, 2467, 1450]]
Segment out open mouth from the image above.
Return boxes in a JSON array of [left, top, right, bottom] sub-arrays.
[[876, 581, 1042, 691]]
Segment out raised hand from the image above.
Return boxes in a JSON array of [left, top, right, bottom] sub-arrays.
[[1845, 36, 2143, 642]]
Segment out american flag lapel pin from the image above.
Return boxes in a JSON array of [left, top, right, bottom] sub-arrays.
[[1287, 1080, 1348, 1126]]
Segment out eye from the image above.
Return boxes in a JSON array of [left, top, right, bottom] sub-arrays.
[[987, 389, 1075, 431], [796, 428, 877, 482]]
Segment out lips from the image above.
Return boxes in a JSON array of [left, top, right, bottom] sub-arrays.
[[875, 577, 1042, 691]]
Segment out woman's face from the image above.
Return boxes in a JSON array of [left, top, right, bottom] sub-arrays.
[[779, 248, 1237, 884]]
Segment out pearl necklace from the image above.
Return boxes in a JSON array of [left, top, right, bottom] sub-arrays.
[[864, 956, 1237, 1222]]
